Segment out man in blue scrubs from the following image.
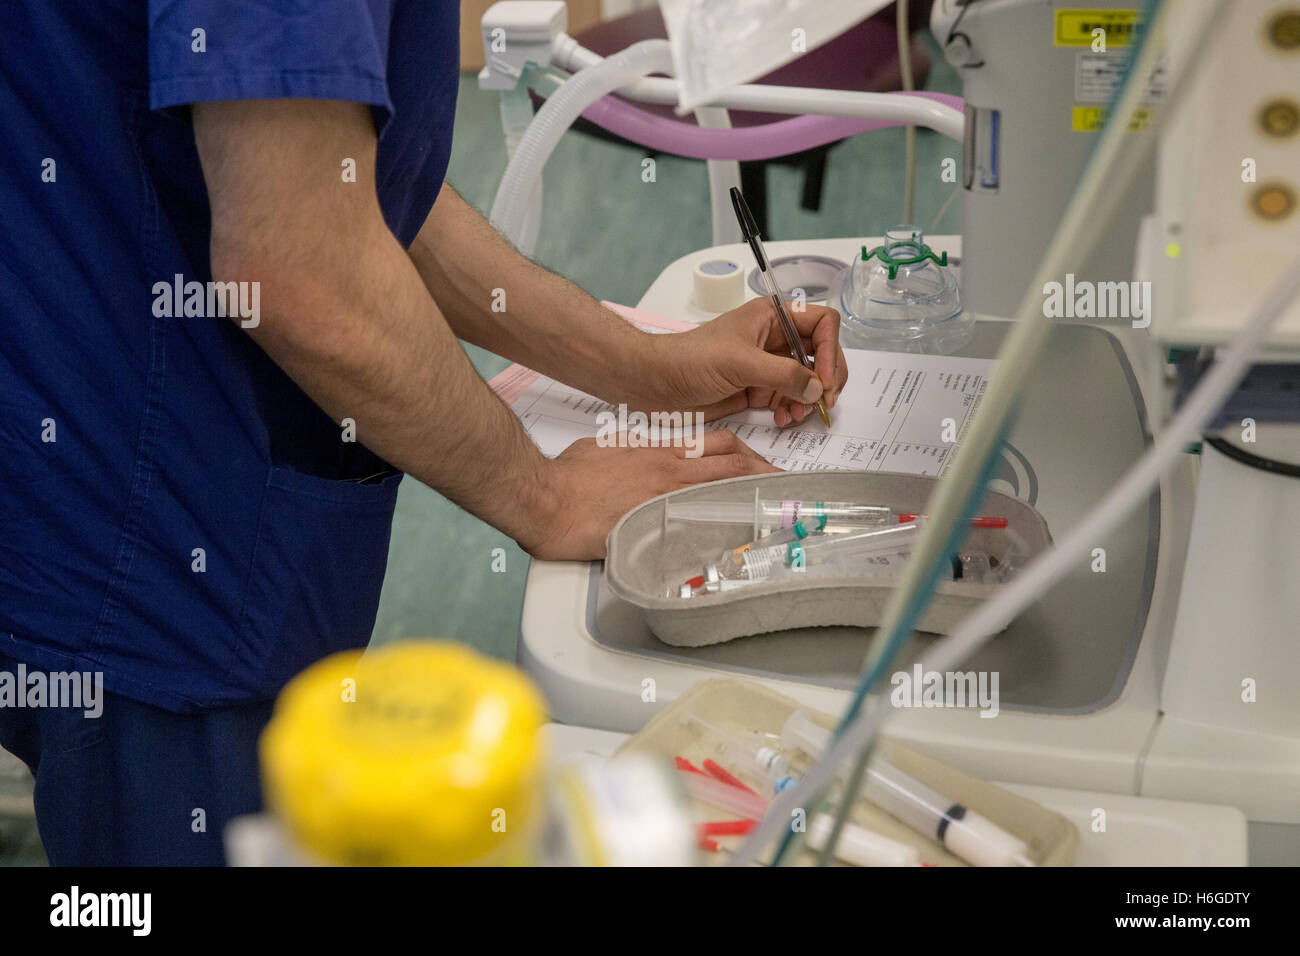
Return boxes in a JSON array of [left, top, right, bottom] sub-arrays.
[[0, 1, 847, 864]]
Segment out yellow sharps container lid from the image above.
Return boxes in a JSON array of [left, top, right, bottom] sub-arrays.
[[261, 640, 547, 866]]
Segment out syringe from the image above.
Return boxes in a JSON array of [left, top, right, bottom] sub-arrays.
[[667, 497, 892, 538], [781, 709, 1034, 867], [677, 520, 1007, 596], [702, 516, 826, 584], [779, 522, 1011, 586], [782, 521, 922, 571], [697, 522, 921, 591], [666, 496, 1007, 537], [676, 546, 1000, 596], [679, 711, 790, 787], [679, 769, 923, 866]]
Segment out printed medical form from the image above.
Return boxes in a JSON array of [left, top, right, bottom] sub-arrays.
[[488, 307, 997, 476]]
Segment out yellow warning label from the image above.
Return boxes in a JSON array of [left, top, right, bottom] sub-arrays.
[[1071, 106, 1151, 131], [1055, 8, 1140, 47]]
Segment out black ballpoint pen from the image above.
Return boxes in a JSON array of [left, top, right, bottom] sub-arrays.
[[729, 187, 831, 426]]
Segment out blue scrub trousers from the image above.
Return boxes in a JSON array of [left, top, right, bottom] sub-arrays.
[[0, 652, 272, 866]]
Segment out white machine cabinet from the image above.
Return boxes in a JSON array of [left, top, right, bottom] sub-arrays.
[[519, 233, 1300, 862]]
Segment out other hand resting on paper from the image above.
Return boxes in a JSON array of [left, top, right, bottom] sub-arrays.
[[524, 429, 779, 560]]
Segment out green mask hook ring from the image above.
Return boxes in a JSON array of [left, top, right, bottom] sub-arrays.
[[860, 234, 949, 281]]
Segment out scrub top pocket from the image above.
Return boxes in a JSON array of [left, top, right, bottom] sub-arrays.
[[236, 465, 403, 692]]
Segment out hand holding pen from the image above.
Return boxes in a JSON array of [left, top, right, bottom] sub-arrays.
[[628, 293, 846, 427], [612, 186, 847, 427], [730, 187, 833, 427]]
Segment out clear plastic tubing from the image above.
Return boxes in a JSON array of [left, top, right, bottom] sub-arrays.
[[496, 84, 543, 258], [553, 40, 966, 155], [490, 39, 676, 255], [503, 41, 963, 254], [781, 710, 1032, 867], [578, 90, 964, 162]]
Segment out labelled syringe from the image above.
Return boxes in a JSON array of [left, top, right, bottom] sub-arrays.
[[666, 495, 1007, 538], [781, 709, 1034, 867]]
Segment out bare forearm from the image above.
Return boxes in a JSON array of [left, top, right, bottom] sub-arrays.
[[214, 214, 559, 551], [194, 100, 563, 547], [192, 98, 784, 563], [408, 184, 664, 404]]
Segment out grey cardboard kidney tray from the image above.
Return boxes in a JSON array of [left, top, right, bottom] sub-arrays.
[[578, 323, 1158, 716], [605, 471, 1051, 648]]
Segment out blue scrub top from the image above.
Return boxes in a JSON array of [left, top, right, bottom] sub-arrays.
[[0, 1, 460, 711]]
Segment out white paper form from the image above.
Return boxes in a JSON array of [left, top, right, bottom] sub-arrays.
[[502, 348, 997, 477]]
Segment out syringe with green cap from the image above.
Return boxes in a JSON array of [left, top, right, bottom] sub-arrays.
[[672, 500, 887, 593], [697, 511, 829, 587], [781, 520, 922, 572], [677, 521, 1004, 596], [682, 522, 923, 596], [780, 523, 1005, 583]]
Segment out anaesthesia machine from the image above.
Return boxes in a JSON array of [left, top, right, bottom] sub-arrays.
[[477, 0, 1300, 865]]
